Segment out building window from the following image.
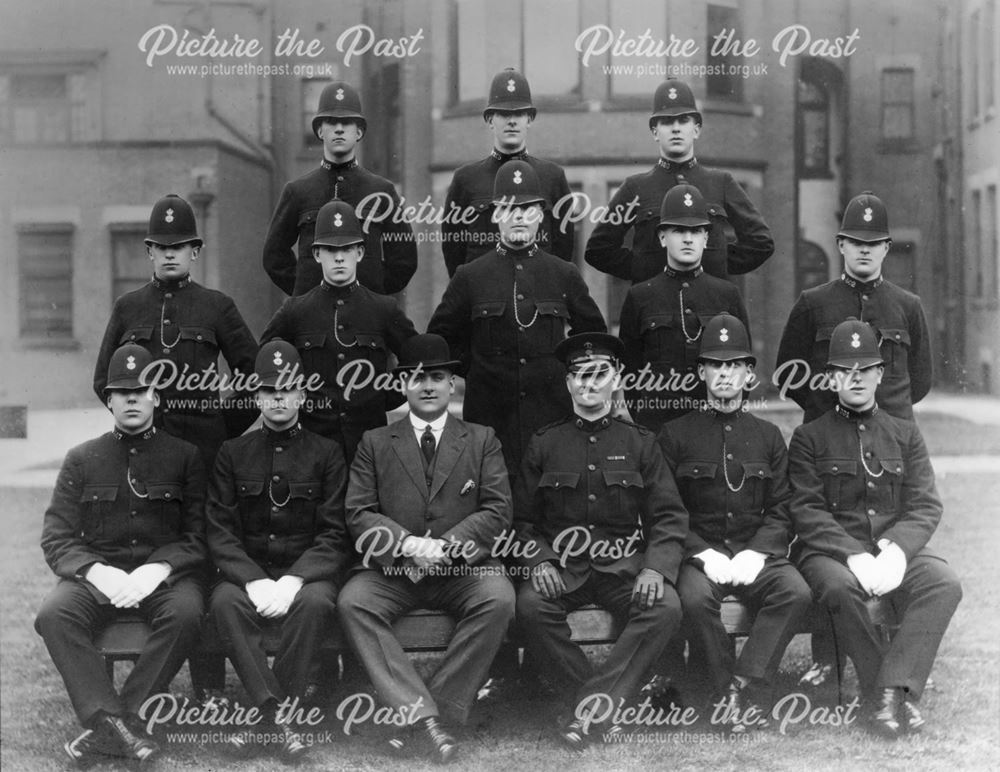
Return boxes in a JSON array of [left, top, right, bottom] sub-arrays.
[[970, 9, 981, 119], [607, 0, 669, 96], [887, 240, 917, 294], [18, 225, 73, 340], [706, 3, 744, 102], [987, 185, 999, 300], [1, 70, 94, 145], [301, 78, 332, 148], [880, 67, 915, 149], [986, 1, 997, 113], [111, 226, 150, 302], [450, 0, 581, 106], [796, 241, 830, 295], [798, 79, 829, 176], [973, 189, 984, 297], [368, 63, 402, 181]]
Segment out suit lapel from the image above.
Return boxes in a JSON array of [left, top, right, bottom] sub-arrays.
[[390, 419, 429, 501], [428, 415, 467, 502]]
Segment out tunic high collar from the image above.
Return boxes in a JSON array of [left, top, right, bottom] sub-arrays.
[[841, 273, 884, 293], [491, 148, 528, 163], [263, 421, 303, 444], [657, 157, 698, 173], [496, 242, 539, 258], [320, 280, 361, 298], [321, 157, 359, 172], [835, 403, 880, 421], [663, 265, 704, 280], [113, 426, 157, 443], [152, 275, 192, 292], [573, 414, 613, 432]]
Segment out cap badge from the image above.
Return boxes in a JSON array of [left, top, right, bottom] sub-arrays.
[[164, 208, 174, 223], [584, 341, 593, 352], [513, 170, 522, 185], [851, 333, 861, 349], [683, 193, 693, 207], [335, 88, 345, 101], [506, 78, 516, 93], [719, 328, 729, 343], [126, 355, 137, 371], [273, 351, 283, 366], [334, 212, 343, 227], [863, 207, 873, 222], [668, 87, 677, 100]]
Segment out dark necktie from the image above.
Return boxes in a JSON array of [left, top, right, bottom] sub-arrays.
[[421, 425, 436, 467]]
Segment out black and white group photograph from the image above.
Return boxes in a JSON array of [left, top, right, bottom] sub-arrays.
[[1, 0, 998, 769]]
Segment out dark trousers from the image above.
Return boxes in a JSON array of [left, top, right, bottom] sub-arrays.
[[209, 580, 338, 708], [517, 570, 682, 711], [35, 577, 203, 726], [338, 568, 515, 725], [678, 559, 811, 695], [799, 552, 962, 700]]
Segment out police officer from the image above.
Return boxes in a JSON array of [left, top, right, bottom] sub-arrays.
[[789, 319, 962, 737], [514, 333, 687, 747], [441, 67, 574, 277], [429, 159, 606, 479], [619, 184, 750, 433], [207, 340, 351, 760], [262, 80, 418, 296], [658, 314, 810, 728], [93, 194, 259, 470], [586, 79, 773, 283], [37, 344, 206, 765], [261, 199, 417, 463], [776, 191, 932, 423]]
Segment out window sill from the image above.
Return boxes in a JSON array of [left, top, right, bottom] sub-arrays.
[[17, 337, 81, 352]]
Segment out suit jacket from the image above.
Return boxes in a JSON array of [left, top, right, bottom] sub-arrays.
[[345, 415, 511, 570]]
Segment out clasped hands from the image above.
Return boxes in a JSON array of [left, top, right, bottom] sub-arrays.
[[847, 540, 906, 597], [697, 548, 766, 586], [85, 562, 171, 609], [245, 575, 304, 618]]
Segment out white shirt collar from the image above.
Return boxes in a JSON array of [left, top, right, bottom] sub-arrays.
[[408, 411, 448, 441]]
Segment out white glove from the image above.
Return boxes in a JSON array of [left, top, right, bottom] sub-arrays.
[[271, 575, 304, 616], [870, 541, 907, 596], [86, 563, 132, 604], [127, 562, 171, 600], [246, 578, 283, 618], [729, 550, 766, 586], [697, 549, 733, 585], [846, 553, 879, 596]]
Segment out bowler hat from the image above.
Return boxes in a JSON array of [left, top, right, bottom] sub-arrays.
[[394, 334, 462, 374]]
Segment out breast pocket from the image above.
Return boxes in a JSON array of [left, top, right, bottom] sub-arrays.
[[537, 471, 580, 519], [875, 457, 904, 508], [740, 462, 774, 511], [297, 208, 320, 238], [530, 300, 570, 354], [178, 326, 219, 369], [471, 301, 508, 353], [675, 461, 717, 512], [876, 327, 911, 377], [235, 478, 265, 529], [602, 470, 644, 521], [817, 459, 856, 511], [119, 327, 153, 346], [641, 314, 686, 365], [80, 485, 119, 537], [289, 481, 321, 529], [705, 201, 733, 251], [146, 482, 184, 535]]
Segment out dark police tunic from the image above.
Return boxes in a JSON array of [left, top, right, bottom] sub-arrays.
[[36, 427, 206, 723], [619, 266, 749, 431], [427, 243, 605, 476], [775, 275, 932, 423], [93, 276, 259, 467], [789, 404, 961, 699], [658, 408, 809, 691], [262, 158, 418, 296], [207, 423, 351, 706], [260, 280, 416, 462], [441, 149, 574, 277], [585, 158, 774, 283], [514, 414, 687, 706]]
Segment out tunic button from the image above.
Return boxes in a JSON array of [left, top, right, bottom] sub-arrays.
[[164, 492, 171, 499], [832, 465, 839, 472], [482, 310, 488, 316], [895, 333, 901, 340], [865, 451, 872, 458], [272, 475, 280, 482], [693, 468, 699, 473], [269, 534, 276, 540], [129, 448, 137, 455], [304, 341, 312, 348], [682, 282, 689, 288], [338, 353, 345, 360], [588, 494, 596, 502], [337, 300, 344, 307], [519, 358, 526, 365], [131, 539, 138, 546], [589, 436, 597, 444], [275, 447, 283, 453], [726, 453, 733, 460], [867, 508, 876, 516], [131, 510, 137, 516], [92, 494, 99, 500], [164, 293, 173, 299], [862, 294, 870, 301], [272, 506, 279, 513], [337, 175, 344, 181], [196, 334, 203, 341], [724, 425, 732, 432], [518, 326, 526, 333], [859, 424, 866, 432], [727, 512, 733, 519], [517, 294, 524, 301], [162, 348, 171, 355], [130, 334, 136, 340], [588, 464, 596, 471], [896, 466, 901, 472], [338, 324, 345, 330], [868, 481, 876, 489], [163, 319, 171, 325], [516, 264, 523, 271], [649, 322, 656, 328], [685, 308, 693, 314]]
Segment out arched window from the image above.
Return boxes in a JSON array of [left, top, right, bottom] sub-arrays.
[[797, 59, 841, 178], [796, 240, 830, 295]]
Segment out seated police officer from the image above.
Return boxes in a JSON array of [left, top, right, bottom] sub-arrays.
[[36, 344, 206, 765], [206, 340, 351, 760], [658, 314, 810, 728], [338, 333, 515, 763], [514, 333, 688, 748], [789, 319, 962, 737]]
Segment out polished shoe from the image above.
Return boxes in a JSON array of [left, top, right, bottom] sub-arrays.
[[900, 696, 925, 734], [196, 687, 231, 712], [720, 679, 768, 733], [416, 716, 457, 763], [99, 714, 160, 763], [275, 720, 309, 760], [557, 716, 589, 751], [799, 661, 834, 688], [868, 687, 902, 738], [63, 724, 119, 767], [641, 674, 685, 712]]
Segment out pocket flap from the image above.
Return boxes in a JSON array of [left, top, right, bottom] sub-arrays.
[[179, 326, 217, 345], [815, 326, 837, 343], [879, 457, 904, 475], [289, 481, 321, 500], [676, 461, 717, 480], [119, 327, 153, 345], [603, 470, 645, 488], [741, 462, 773, 480], [538, 472, 580, 490], [297, 209, 319, 227], [535, 301, 569, 319], [146, 482, 183, 502], [354, 333, 386, 351], [295, 332, 327, 350], [817, 459, 856, 476], [235, 479, 264, 496], [81, 484, 119, 503], [472, 301, 506, 320], [645, 314, 677, 332], [878, 327, 911, 347]]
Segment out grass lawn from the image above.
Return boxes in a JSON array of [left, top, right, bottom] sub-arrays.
[[2, 415, 998, 771]]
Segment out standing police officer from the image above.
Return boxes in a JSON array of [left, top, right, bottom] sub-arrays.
[[776, 191, 932, 423], [37, 344, 206, 766], [429, 160, 605, 480], [658, 314, 810, 728], [586, 79, 773, 283], [441, 68, 574, 277], [789, 319, 961, 738], [261, 199, 417, 463], [262, 81, 418, 296]]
